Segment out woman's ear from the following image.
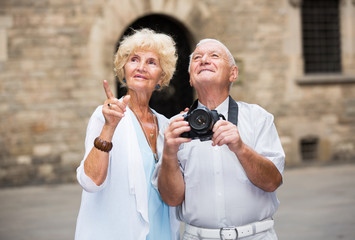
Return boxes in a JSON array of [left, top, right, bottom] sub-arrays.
[[159, 72, 165, 85], [156, 77, 163, 90]]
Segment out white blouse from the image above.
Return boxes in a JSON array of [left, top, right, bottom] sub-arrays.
[[75, 103, 180, 240]]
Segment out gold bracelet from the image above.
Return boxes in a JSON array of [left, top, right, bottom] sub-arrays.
[[94, 137, 113, 152]]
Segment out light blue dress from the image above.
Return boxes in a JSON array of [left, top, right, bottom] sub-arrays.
[[131, 110, 171, 239]]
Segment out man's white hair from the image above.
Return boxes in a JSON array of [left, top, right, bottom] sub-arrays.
[[188, 39, 236, 72]]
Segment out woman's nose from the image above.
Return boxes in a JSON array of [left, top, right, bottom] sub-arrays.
[[137, 62, 146, 71]]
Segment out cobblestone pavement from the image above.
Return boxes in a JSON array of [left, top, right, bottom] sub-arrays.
[[0, 163, 354, 240], [274, 163, 355, 240]]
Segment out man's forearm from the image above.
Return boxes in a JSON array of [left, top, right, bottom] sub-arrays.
[[235, 143, 282, 192], [158, 154, 185, 206]]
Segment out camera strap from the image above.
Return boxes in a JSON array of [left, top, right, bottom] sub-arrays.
[[187, 96, 239, 126], [228, 96, 238, 126]]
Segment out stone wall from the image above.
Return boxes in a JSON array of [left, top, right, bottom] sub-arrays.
[[0, 0, 107, 186], [0, 0, 354, 187]]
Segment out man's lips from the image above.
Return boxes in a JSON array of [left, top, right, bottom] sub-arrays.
[[198, 69, 214, 74]]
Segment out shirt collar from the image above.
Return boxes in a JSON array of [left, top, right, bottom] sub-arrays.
[[198, 96, 229, 120]]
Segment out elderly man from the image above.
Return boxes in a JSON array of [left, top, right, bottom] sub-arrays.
[[156, 39, 285, 240]]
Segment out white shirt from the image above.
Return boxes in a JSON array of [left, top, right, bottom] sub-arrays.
[[175, 97, 285, 228]]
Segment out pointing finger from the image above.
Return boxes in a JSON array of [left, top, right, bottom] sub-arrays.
[[103, 80, 114, 99]]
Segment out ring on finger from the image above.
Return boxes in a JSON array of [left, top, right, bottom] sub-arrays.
[[108, 103, 112, 108]]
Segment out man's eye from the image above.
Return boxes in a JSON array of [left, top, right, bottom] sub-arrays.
[[193, 55, 201, 60]]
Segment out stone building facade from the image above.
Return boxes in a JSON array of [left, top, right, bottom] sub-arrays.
[[0, 0, 354, 187]]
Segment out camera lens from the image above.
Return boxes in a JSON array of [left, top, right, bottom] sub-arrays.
[[189, 108, 211, 132]]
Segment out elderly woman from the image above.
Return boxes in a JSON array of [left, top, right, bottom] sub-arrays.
[[75, 29, 179, 240]]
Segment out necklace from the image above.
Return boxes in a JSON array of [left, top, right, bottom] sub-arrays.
[[129, 105, 159, 163]]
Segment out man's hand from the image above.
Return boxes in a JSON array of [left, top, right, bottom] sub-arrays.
[[163, 116, 191, 157], [158, 116, 191, 206], [212, 120, 242, 153], [180, 108, 189, 114], [212, 120, 282, 192]]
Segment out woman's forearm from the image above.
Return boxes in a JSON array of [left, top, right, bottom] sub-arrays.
[[84, 125, 115, 186]]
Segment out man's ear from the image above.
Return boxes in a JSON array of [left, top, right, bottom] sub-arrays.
[[229, 66, 239, 84]]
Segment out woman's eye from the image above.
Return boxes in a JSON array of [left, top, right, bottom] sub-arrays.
[[130, 57, 138, 62], [148, 60, 157, 65]]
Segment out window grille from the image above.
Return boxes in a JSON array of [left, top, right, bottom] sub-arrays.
[[301, 0, 341, 73], [300, 136, 319, 161]]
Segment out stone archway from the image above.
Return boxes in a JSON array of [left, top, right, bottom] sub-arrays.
[[87, 0, 211, 116], [116, 14, 193, 117]]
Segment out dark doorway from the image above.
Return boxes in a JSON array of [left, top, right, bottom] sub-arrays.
[[115, 14, 194, 118]]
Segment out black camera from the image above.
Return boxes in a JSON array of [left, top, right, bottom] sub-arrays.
[[181, 106, 226, 141]]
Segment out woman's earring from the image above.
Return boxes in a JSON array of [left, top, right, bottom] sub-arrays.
[[123, 79, 126, 83], [156, 84, 160, 89]]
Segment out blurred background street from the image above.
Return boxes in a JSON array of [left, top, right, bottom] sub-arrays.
[[0, 162, 354, 240]]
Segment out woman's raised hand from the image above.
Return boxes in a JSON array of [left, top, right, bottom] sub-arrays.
[[102, 80, 130, 128]]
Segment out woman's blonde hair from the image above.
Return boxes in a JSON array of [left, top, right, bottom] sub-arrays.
[[114, 28, 178, 90]]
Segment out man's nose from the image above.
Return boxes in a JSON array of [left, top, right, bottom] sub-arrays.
[[201, 54, 210, 64]]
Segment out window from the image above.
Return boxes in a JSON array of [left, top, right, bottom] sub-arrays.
[[302, 0, 341, 74], [300, 136, 319, 161]]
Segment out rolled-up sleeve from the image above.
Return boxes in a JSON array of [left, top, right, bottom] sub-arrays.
[[76, 106, 108, 193], [253, 107, 285, 177]]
